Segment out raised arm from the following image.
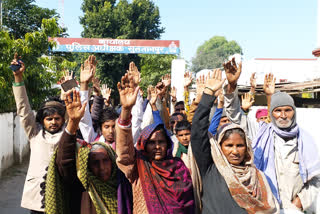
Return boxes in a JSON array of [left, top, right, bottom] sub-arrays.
[[187, 75, 205, 123], [208, 92, 224, 135], [11, 53, 39, 139], [116, 68, 140, 182], [149, 86, 164, 124], [191, 69, 225, 176], [78, 55, 98, 143], [223, 57, 242, 124], [56, 90, 87, 183], [263, 73, 276, 123]]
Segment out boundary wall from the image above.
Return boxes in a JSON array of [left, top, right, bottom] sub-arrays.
[[0, 112, 29, 177]]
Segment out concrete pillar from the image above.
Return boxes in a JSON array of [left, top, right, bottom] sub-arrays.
[[313, 0, 320, 56]]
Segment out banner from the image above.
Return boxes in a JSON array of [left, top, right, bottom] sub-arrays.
[[49, 37, 180, 55]]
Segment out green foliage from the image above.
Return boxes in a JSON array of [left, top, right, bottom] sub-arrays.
[[2, 0, 60, 39], [79, 0, 165, 102], [191, 36, 243, 72], [139, 54, 177, 94], [0, 18, 73, 113]]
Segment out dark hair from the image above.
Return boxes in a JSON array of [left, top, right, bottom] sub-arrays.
[[174, 101, 184, 108], [36, 98, 65, 125], [175, 120, 191, 133], [99, 107, 119, 127], [170, 112, 186, 122], [220, 128, 246, 145]]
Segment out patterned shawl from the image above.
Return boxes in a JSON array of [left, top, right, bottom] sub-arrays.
[[45, 141, 118, 214], [136, 122, 195, 214], [210, 123, 279, 214]]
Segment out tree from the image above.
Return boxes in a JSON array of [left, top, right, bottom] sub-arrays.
[[139, 54, 177, 95], [191, 36, 242, 72], [80, 0, 165, 101], [2, 0, 60, 39], [0, 18, 74, 113]]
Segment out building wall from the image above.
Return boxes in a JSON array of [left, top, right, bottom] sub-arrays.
[[0, 112, 29, 177]]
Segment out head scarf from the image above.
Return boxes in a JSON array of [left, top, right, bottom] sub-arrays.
[[136, 122, 195, 214], [76, 141, 118, 214], [44, 141, 118, 214], [256, 109, 268, 120], [210, 123, 279, 214]]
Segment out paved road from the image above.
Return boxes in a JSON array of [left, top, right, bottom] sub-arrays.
[[0, 160, 29, 214]]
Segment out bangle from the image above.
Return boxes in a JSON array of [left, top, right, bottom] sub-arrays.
[[204, 87, 215, 93], [118, 114, 132, 127], [171, 98, 176, 102], [12, 81, 25, 87]]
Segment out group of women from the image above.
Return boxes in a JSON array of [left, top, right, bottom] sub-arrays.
[[44, 57, 281, 214]]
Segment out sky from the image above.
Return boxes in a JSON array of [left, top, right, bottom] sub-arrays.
[[35, 0, 318, 62]]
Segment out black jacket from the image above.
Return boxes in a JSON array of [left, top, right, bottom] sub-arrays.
[[191, 93, 247, 214]]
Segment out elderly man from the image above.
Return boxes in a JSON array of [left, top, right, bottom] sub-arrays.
[[252, 90, 320, 212], [221, 63, 320, 212]]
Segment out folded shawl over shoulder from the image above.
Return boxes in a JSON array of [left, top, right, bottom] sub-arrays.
[[135, 122, 195, 214], [211, 123, 279, 214]]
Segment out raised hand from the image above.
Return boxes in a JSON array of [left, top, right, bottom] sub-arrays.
[[204, 69, 225, 96], [101, 84, 112, 102], [65, 90, 87, 122], [155, 81, 166, 99], [162, 74, 171, 87], [170, 86, 177, 102], [184, 71, 193, 88], [149, 86, 158, 106], [80, 55, 97, 84], [11, 53, 25, 82], [217, 90, 224, 108], [250, 72, 256, 89], [241, 92, 254, 112], [64, 89, 87, 134], [127, 62, 140, 88], [117, 73, 139, 111], [223, 57, 242, 87], [263, 73, 276, 96], [195, 74, 205, 102], [92, 76, 101, 96]]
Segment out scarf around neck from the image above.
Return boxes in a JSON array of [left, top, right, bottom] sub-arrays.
[[252, 122, 320, 203], [176, 142, 188, 158], [211, 123, 279, 214], [136, 122, 195, 214]]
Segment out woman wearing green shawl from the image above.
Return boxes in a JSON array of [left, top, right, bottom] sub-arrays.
[[44, 90, 118, 214]]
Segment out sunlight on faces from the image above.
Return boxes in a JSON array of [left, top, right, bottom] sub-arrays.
[[43, 113, 64, 134], [88, 148, 112, 182], [145, 130, 168, 161], [176, 129, 191, 147], [272, 106, 294, 129], [101, 120, 116, 143], [220, 133, 247, 166]]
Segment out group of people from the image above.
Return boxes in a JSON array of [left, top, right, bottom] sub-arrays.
[[10, 54, 320, 214]]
